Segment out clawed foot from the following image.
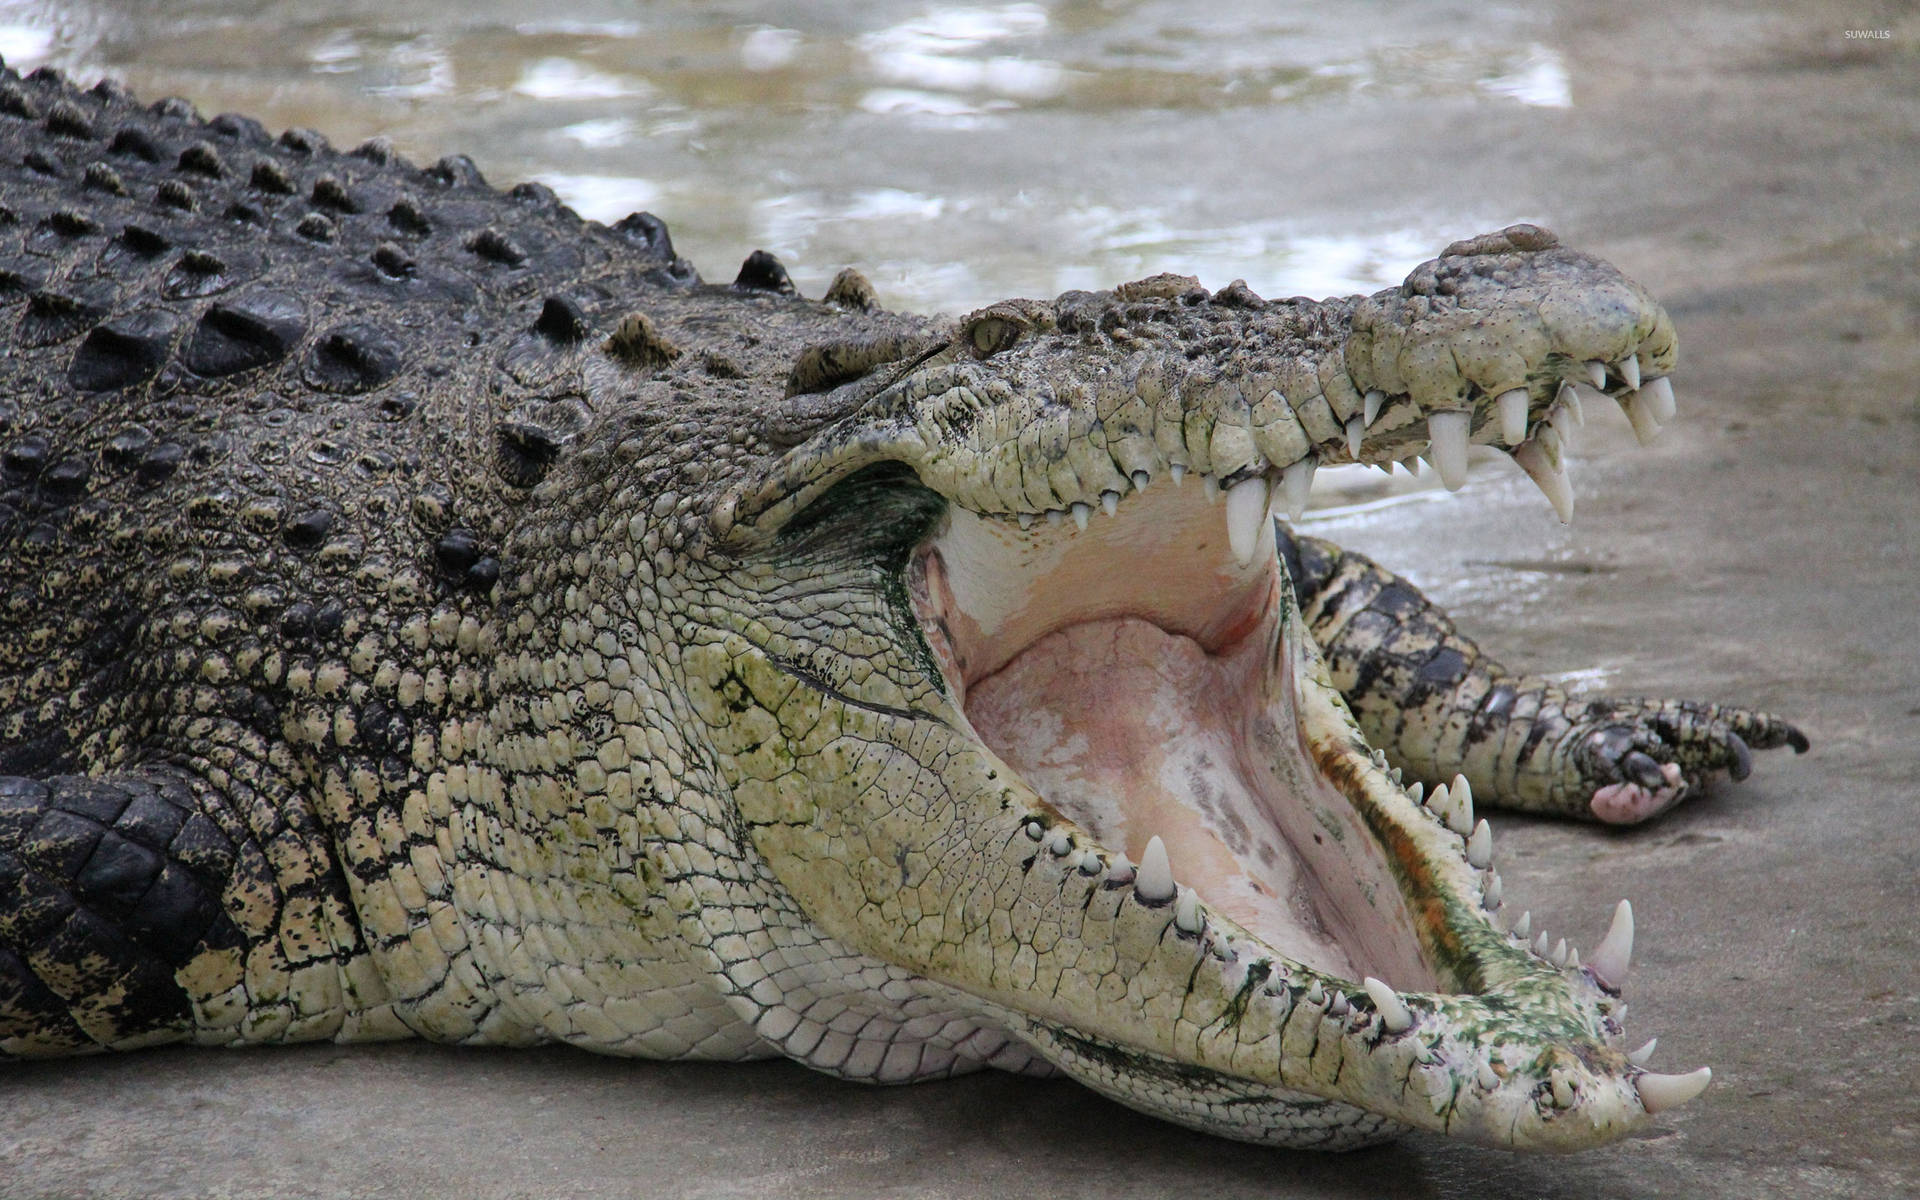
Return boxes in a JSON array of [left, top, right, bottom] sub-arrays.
[[1567, 699, 1809, 824]]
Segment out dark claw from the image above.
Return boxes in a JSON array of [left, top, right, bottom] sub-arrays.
[[1622, 751, 1668, 789], [1785, 726, 1810, 754], [1724, 731, 1753, 781]]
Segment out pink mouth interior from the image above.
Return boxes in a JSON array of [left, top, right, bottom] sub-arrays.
[[909, 485, 1437, 989]]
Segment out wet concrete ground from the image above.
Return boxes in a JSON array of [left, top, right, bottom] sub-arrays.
[[3, 1, 1917, 1197]]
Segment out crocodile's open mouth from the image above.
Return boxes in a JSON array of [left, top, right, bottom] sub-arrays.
[[910, 482, 1443, 994]]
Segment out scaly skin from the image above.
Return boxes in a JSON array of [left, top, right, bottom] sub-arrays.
[[1279, 531, 1809, 822], [0, 64, 1805, 1150]]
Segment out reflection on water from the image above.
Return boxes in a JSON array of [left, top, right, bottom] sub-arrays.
[[2, 0, 1577, 313]]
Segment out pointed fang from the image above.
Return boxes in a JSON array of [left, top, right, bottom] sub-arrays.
[[1585, 360, 1608, 390], [1629, 1037, 1659, 1067], [1101, 490, 1119, 517], [1362, 977, 1413, 1033], [1169, 462, 1187, 486], [1466, 819, 1492, 869], [1512, 910, 1532, 939], [1225, 474, 1272, 566], [1495, 388, 1529, 445], [1556, 379, 1586, 425], [1589, 899, 1634, 990], [1637, 1067, 1712, 1114], [1174, 887, 1203, 934], [1346, 415, 1365, 460], [1622, 392, 1663, 446], [1364, 388, 1386, 425], [1619, 354, 1641, 390], [1281, 457, 1316, 521], [1427, 411, 1470, 491], [1641, 375, 1676, 422], [1071, 502, 1091, 531], [1135, 835, 1175, 903], [1202, 473, 1221, 504], [1448, 773, 1475, 836], [1512, 437, 1576, 524]]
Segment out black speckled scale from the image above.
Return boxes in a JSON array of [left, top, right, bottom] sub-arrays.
[[0, 60, 914, 1053]]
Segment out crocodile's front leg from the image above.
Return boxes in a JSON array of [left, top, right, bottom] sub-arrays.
[[1279, 529, 1808, 823]]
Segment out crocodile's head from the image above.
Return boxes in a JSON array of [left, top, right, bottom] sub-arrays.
[[691, 226, 1698, 1150]]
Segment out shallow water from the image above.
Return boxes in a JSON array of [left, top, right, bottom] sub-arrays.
[[1, 0, 1580, 311]]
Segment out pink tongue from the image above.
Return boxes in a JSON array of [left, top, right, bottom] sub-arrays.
[[965, 616, 1357, 976]]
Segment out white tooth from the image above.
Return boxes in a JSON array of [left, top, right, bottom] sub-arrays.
[[1555, 379, 1586, 426], [1622, 392, 1663, 446], [1046, 508, 1063, 526], [1169, 462, 1187, 486], [1281, 457, 1316, 521], [1567, 947, 1580, 969], [1549, 404, 1578, 451], [1225, 474, 1272, 566], [1466, 819, 1492, 868], [1425, 781, 1448, 818], [1406, 781, 1424, 805], [1101, 490, 1119, 517], [1636, 1067, 1711, 1113], [1628, 1037, 1658, 1067], [1130, 469, 1150, 492], [1362, 977, 1413, 1033], [1400, 454, 1421, 476], [1551, 1071, 1576, 1108], [1346, 415, 1365, 460], [1174, 887, 1203, 933], [1640, 375, 1676, 422], [1476, 1063, 1500, 1090], [1018, 512, 1033, 529], [1047, 830, 1071, 856], [1495, 388, 1529, 446], [1535, 421, 1566, 470], [1202, 473, 1220, 503], [1482, 870, 1503, 910], [1326, 992, 1350, 1017], [1512, 437, 1575, 524], [1584, 359, 1608, 390], [1448, 773, 1475, 836], [1107, 855, 1136, 885], [1619, 354, 1641, 390], [1427, 411, 1470, 491], [1305, 981, 1324, 1005], [1512, 910, 1532, 939], [1588, 899, 1634, 990], [1071, 502, 1091, 531], [1135, 835, 1175, 903], [1533, 931, 1551, 958], [1023, 820, 1045, 841], [1550, 937, 1569, 968], [1364, 388, 1386, 425]]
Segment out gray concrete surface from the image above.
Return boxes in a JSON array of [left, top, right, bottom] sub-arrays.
[[2, 2, 1917, 1197]]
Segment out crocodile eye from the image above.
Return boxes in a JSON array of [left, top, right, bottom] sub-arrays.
[[967, 315, 1021, 357]]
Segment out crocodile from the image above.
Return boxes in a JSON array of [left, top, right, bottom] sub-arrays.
[[0, 62, 1807, 1152]]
